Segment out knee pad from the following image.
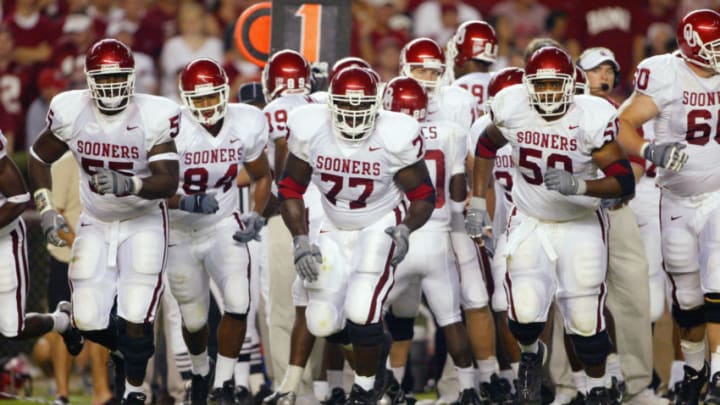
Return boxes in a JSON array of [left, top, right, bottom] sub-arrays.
[[507, 320, 544, 346], [117, 318, 155, 382], [178, 301, 209, 333], [706, 293, 720, 323], [305, 301, 340, 337], [385, 312, 414, 341], [326, 327, 350, 345], [222, 273, 250, 314], [82, 315, 118, 351], [672, 304, 705, 328], [225, 311, 247, 321], [347, 320, 385, 347], [570, 330, 612, 367]]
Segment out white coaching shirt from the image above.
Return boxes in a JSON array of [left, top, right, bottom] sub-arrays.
[[170, 103, 268, 231], [287, 104, 423, 230], [47, 90, 180, 222], [635, 53, 720, 197], [491, 85, 617, 221]]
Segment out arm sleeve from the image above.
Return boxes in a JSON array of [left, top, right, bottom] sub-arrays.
[[387, 125, 424, 172], [148, 103, 181, 150], [450, 124, 468, 176], [47, 95, 73, 142], [245, 110, 269, 162], [634, 56, 673, 110], [286, 121, 311, 163]]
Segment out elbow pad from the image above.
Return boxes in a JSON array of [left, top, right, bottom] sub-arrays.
[[603, 159, 635, 198]]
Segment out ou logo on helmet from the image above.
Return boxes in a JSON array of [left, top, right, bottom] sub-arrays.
[[684, 23, 700, 47]]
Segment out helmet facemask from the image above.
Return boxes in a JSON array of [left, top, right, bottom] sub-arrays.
[[329, 91, 379, 142], [524, 74, 574, 118], [695, 36, 720, 73], [181, 82, 229, 126], [402, 60, 446, 94], [86, 70, 135, 111]]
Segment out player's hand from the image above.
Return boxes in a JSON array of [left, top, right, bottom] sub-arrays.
[[90, 168, 140, 196], [233, 212, 264, 243], [179, 193, 219, 214], [643, 142, 688, 172], [41, 209, 70, 247], [384, 224, 410, 267], [293, 235, 321, 282], [465, 197, 490, 238], [544, 168, 586, 196]]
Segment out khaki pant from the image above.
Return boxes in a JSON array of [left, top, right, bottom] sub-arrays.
[[549, 205, 652, 396]]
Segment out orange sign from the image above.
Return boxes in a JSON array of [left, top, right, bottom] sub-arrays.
[[234, 2, 272, 67]]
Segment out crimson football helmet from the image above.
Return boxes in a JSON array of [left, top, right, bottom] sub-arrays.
[[179, 58, 229, 126], [677, 9, 720, 73], [84, 38, 135, 111], [262, 49, 311, 102], [447, 20, 498, 69], [382, 77, 428, 122], [330, 57, 371, 82], [574, 66, 589, 95], [486, 67, 524, 113], [328, 67, 380, 142], [400, 38, 446, 92], [523, 46, 575, 117]]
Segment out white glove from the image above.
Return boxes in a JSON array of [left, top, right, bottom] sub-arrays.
[[544, 168, 586, 195], [179, 193, 219, 214], [233, 212, 265, 243], [384, 224, 410, 267], [293, 235, 321, 282], [642, 142, 688, 172], [465, 197, 490, 238], [90, 168, 141, 196], [41, 209, 70, 247]]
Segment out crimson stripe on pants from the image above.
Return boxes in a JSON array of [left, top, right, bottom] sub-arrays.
[[10, 229, 24, 336], [144, 203, 168, 323], [365, 206, 402, 324]]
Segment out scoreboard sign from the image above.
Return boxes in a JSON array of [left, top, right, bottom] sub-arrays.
[[270, 0, 351, 67]]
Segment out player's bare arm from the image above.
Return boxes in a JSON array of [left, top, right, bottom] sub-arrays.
[[393, 160, 436, 232], [585, 141, 636, 198], [617, 92, 660, 156], [273, 137, 289, 184], [28, 129, 69, 191], [278, 152, 311, 236], [138, 141, 180, 200], [472, 123, 507, 199], [243, 152, 272, 215], [0, 156, 30, 228]]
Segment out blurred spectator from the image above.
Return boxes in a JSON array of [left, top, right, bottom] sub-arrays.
[[51, 14, 96, 89], [634, 0, 677, 67], [160, 1, 223, 102], [237, 81, 264, 108], [25, 68, 67, 148], [0, 26, 29, 152], [413, 0, 481, 45], [566, 1, 644, 92], [357, 0, 410, 65], [222, 46, 260, 101], [374, 37, 403, 82], [645, 22, 676, 58], [207, 0, 240, 41], [545, 10, 568, 46], [486, 13, 516, 70], [676, 0, 720, 22], [106, 20, 158, 94], [490, 0, 550, 52], [134, 0, 176, 59], [87, 0, 117, 38]]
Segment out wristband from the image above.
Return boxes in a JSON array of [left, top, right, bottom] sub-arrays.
[[131, 176, 143, 195], [577, 179, 587, 195], [640, 142, 649, 159], [469, 196, 486, 210]]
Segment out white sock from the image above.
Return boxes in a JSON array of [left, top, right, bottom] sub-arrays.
[[391, 366, 405, 382], [190, 350, 210, 377], [712, 351, 720, 377], [213, 354, 236, 388], [477, 358, 498, 384], [572, 370, 587, 393], [279, 365, 304, 393], [456, 366, 476, 391], [234, 361, 250, 388], [124, 381, 144, 397], [314, 380, 329, 401], [669, 360, 686, 387], [354, 374, 375, 391], [510, 362, 519, 376], [680, 339, 706, 372], [327, 369, 344, 390], [586, 375, 607, 392], [519, 340, 539, 354], [500, 367, 516, 381], [605, 353, 624, 381], [51, 311, 69, 333]]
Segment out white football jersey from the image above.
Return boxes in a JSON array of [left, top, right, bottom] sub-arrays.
[[48, 90, 180, 222], [418, 120, 467, 231], [263, 94, 315, 173], [288, 104, 423, 229], [428, 85, 476, 131], [635, 53, 720, 196], [491, 85, 618, 221], [171, 103, 268, 230], [453, 71, 492, 117]]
